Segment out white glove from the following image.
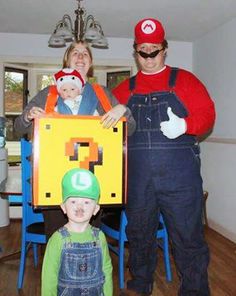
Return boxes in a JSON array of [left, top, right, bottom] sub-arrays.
[[160, 107, 187, 139]]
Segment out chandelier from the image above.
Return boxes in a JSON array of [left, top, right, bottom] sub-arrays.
[[48, 0, 108, 49]]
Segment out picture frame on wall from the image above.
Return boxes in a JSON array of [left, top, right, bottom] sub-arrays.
[[107, 71, 131, 90]]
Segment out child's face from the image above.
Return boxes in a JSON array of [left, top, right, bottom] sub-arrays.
[[59, 82, 81, 100], [61, 197, 100, 224]]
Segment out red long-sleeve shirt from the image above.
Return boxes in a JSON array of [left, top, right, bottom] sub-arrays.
[[112, 65, 216, 136]]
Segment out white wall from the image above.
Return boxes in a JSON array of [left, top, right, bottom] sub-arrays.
[[0, 33, 192, 67], [194, 18, 236, 243]]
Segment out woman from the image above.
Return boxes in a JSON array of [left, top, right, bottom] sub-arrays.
[[14, 40, 136, 239]]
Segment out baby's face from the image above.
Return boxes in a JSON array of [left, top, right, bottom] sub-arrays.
[[59, 82, 81, 100]]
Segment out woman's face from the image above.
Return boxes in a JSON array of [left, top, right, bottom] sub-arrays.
[[68, 43, 92, 80]]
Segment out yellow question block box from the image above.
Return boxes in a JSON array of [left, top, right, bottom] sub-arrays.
[[33, 115, 127, 206]]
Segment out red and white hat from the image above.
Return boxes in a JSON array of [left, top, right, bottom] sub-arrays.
[[54, 68, 85, 92], [134, 18, 165, 44]]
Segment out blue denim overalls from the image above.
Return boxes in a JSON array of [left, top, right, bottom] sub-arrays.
[[57, 227, 105, 296], [125, 68, 210, 295]]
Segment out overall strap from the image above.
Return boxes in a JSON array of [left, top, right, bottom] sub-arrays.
[[58, 226, 70, 238], [129, 75, 136, 92], [91, 226, 100, 241], [45, 85, 58, 113], [168, 67, 179, 88], [92, 83, 112, 112]]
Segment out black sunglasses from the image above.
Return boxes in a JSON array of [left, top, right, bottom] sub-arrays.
[[136, 48, 164, 59]]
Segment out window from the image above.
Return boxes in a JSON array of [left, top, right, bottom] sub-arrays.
[[36, 73, 54, 93], [36, 72, 98, 91], [4, 67, 28, 142]]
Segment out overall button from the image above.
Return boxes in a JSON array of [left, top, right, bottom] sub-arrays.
[[152, 97, 157, 101]]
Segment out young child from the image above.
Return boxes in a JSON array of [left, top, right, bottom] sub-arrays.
[[54, 68, 85, 115], [41, 168, 113, 296]]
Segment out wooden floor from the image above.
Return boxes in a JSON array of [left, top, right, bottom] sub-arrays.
[[0, 220, 236, 296]]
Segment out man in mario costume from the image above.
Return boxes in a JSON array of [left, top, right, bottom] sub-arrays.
[[113, 18, 215, 296]]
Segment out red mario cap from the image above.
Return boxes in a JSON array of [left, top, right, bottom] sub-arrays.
[[135, 18, 165, 44], [54, 68, 85, 92]]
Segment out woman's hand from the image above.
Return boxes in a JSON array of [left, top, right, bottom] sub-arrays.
[[100, 104, 127, 128], [25, 107, 45, 122]]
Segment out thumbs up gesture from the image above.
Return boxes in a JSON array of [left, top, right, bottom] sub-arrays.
[[160, 107, 187, 139]]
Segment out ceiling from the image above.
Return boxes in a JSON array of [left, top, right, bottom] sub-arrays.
[[1, 0, 236, 42]]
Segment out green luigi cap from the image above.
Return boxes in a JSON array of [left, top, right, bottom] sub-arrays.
[[61, 168, 100, 203]]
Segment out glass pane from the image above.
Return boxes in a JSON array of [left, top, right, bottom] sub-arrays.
[[37, 74, 54, 92], [4, 71, 24, 113], [5, 115, 21, 141], [37, 74, 97, 91]]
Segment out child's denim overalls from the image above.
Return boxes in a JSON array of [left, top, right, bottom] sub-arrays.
[[125, 68, 210, 295], [57, 227, 105, 296]]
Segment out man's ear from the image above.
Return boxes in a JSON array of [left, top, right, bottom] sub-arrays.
[[163, 49, 168, 58], [93, 204, 100, 216], [60, 203, 66, 214]]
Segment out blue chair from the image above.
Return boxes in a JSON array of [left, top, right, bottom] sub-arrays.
[[100, 209, 172, 289], [17, 138, 46, 289]]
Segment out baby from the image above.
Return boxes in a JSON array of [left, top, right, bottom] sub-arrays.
[[54, 68, 85, 114]]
